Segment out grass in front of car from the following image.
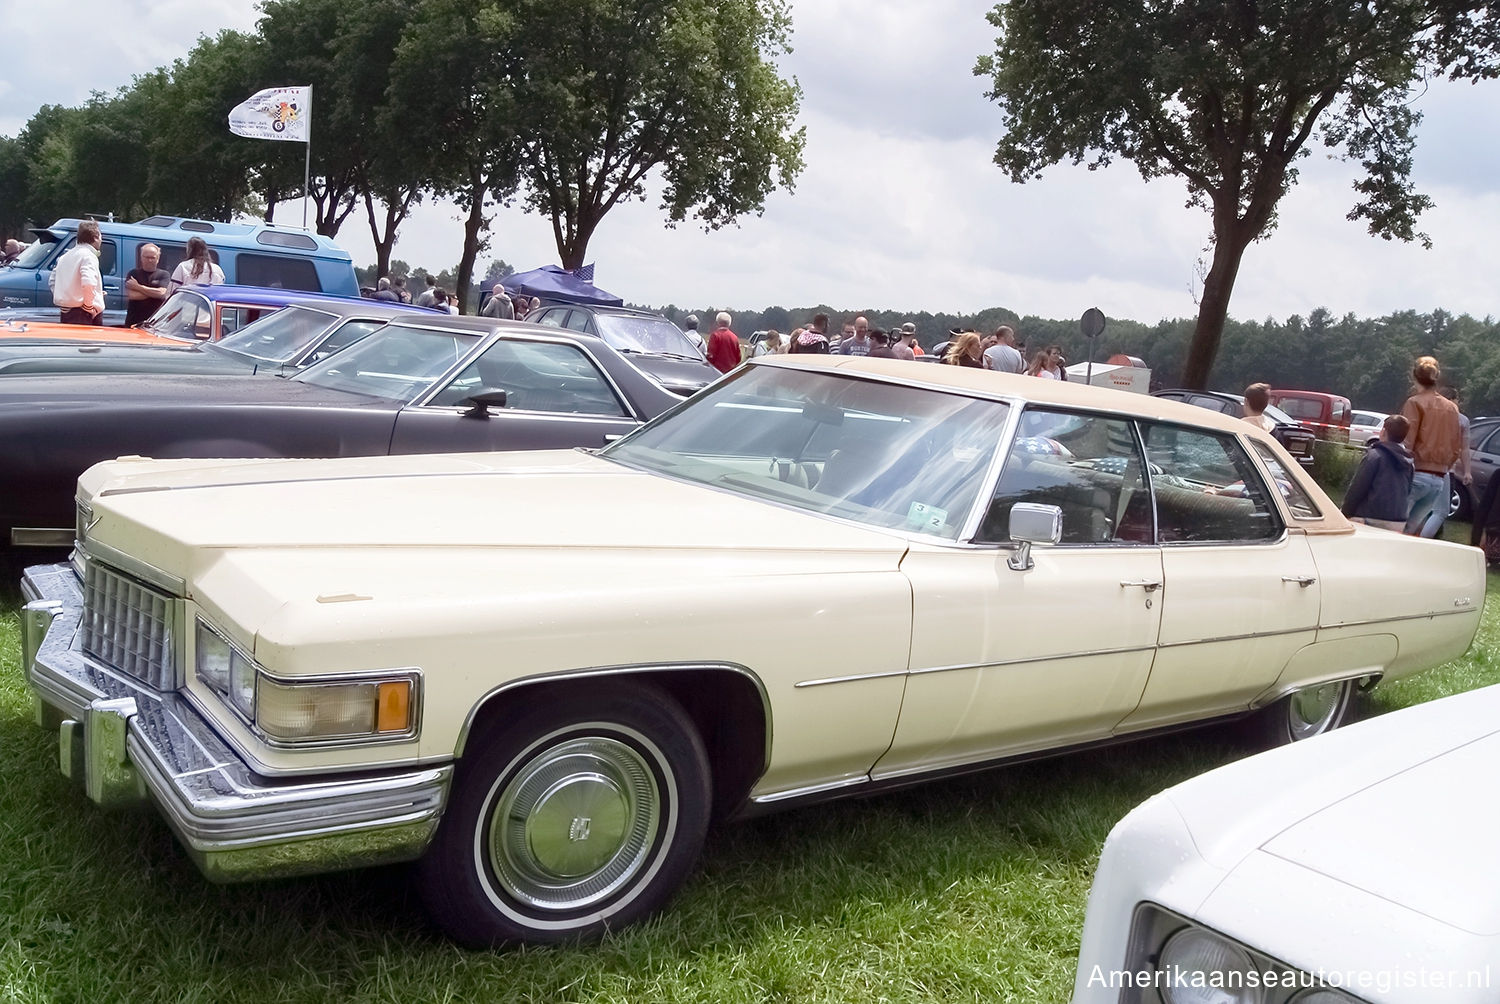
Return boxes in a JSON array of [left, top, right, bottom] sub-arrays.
[[1, 564, 1497, 1003]]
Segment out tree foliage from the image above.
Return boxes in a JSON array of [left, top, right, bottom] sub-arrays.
[[977, 1, 1500, 389], [507, 0, 805, 268]]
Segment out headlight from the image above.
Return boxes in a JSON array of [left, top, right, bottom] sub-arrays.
[[257, 676, 414, 741], [194, 615, 417, 744], [1159, 927, 1264, 1004]]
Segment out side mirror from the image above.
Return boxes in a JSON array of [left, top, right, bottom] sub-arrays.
[[461, 388, 508, 419], [1007, 502, 1063, 571]]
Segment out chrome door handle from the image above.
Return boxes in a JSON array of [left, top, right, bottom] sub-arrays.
[[1282, 575, 1316, 587], [1120, 579, 1162, 592]]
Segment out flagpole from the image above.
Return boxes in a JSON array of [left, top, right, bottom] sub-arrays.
[[303, 86, 312, 229]]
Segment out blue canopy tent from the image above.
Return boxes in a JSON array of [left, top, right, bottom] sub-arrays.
[[497, 265, 623, 306]]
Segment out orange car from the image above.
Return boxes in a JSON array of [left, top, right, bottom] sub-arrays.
[[0, 285, 292, 347]]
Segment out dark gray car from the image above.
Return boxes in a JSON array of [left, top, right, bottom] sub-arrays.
[[3, 314, 681, 548], [529, 303, 720, 396]]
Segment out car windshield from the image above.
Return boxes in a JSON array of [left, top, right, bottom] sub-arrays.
[[593, 314, 702, 358], [140, 290, 214, 341], [294, 321, 478, 401], [210, 305, 337, 363], [602, 365, 1010, 539], [9, 240, 56, 269]]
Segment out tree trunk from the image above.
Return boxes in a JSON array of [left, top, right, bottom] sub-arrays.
[[1182, 231, 1251, 390], [556, 208, 600, 271], [455, 173, 489, 315]]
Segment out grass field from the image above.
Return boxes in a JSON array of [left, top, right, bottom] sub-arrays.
[[1, 552, 1495, 1004]]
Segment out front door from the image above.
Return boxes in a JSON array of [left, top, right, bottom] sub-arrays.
[[875, 408, 1163, 780], [389, 336, 640, 454]]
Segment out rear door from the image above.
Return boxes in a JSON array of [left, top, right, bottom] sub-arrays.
[[1114, 421, 1320, 732]]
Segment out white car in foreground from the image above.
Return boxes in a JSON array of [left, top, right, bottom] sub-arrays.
[[1071, 683, 1500, 1003]]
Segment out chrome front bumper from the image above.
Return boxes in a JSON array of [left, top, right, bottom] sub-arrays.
[[20, 562, 452, 883]]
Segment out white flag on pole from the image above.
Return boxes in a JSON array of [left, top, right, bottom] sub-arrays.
[[227, 86, 312, 143]]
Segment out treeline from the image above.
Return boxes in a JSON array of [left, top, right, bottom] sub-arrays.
[[658, 303, 1498, 416], [0, 0, 802, 313]]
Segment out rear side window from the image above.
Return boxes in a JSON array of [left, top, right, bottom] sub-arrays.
[[236, 253, 322, 292], [1141, 423, 1282, 543], [97, 240, 118, 276]]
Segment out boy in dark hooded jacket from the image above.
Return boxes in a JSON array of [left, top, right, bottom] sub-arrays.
[[1342, 414, 1414, 532]]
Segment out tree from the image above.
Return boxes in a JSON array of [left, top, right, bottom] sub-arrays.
[[390, 0, 526, 313], [977, 2, 1500, 389], [508, 0, 805, 268]]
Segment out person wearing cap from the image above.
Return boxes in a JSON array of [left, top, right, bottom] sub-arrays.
[[892, 322, 918, 361], [682, 313, 704, 349], [867, 328, 895, 358]]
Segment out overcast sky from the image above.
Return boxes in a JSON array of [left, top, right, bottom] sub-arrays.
[[5, 0, 1500, 326]]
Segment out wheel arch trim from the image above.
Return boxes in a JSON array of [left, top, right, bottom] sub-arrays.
[[454, 661, 772, 773]]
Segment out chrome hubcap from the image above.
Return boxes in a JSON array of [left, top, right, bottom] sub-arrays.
[[1288, 682, 1344, 740], [487, 736, 660, 911]]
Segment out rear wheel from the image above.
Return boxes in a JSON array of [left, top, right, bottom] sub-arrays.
[[1250, 678, 1356, 747], [418, 684, 711, 946]]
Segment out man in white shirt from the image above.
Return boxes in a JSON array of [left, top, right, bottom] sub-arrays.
[[52, 220, 105, 325], [982, 325, 1025, 373]]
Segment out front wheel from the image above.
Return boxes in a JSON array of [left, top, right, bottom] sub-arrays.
[[1249, 678, 1356, 747], [418, 684, 711, 946]]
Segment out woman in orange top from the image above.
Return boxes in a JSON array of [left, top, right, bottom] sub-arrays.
[[1400, 356, 1464, 536]]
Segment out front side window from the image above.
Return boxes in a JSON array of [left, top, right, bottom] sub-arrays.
[[1141, 423, 1282, 543], [603, 366, 1009, 539], [296, 322, 478, 401], [979, 409, 1152, 544], [427, 339, 628, 417]]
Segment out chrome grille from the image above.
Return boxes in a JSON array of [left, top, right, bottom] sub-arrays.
[[81, 563, 177, 691]]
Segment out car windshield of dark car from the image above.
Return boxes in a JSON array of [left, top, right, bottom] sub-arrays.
[[593, 315, 702, 359], [602, 365, 1010, 539], [294, 321, 478, 401], [140, 291, 214, 341], [209, 305, 338, 364]]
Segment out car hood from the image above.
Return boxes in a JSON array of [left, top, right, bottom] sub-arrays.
[[624, 352, 721, 395], [1161, 684, 1500, 934], [84, 448, 908, 569]]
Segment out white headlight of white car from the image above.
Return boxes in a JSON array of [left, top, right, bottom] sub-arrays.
[[194, 617, 418, 745], [1128, 907, 1368, 1004]]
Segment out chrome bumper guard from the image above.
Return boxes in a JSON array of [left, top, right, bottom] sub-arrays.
[[19, 562, 452, 883]]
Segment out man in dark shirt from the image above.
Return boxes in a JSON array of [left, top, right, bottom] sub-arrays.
[[124, 243, 171, 326]]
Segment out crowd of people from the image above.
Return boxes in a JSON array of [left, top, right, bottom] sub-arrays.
[[712, 311, 1075, 378]]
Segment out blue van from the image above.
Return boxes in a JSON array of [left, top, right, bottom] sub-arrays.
[[0, 216, 359, 324]]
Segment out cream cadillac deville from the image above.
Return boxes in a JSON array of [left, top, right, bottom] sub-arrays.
[[19, 356, 1485, 945]]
